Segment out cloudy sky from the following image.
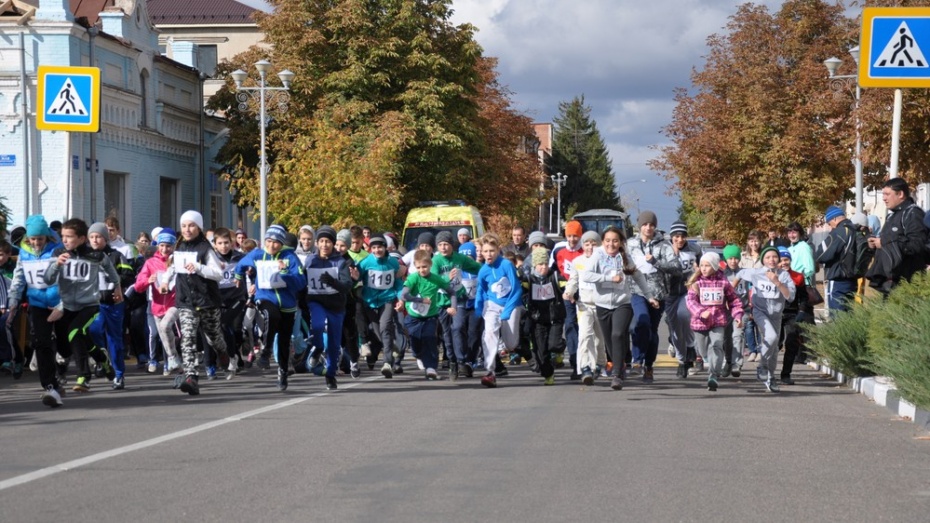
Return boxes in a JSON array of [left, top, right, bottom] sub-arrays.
[[449, 0, 789, 229]]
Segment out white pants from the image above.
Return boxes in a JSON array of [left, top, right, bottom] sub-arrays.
[[481, 301, 523, 374], [154, 307, 179, 359], [575, 301, 606, 373]]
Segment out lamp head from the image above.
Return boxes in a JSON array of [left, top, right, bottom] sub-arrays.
[[277, 69, 295, 89], [230, 69, 247, 89], [824, 56, 842, 77], [254, 59, 272, 76]]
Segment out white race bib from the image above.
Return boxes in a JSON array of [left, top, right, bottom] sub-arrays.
[[531, 283, 555, 301], [700, 286, 724, 306], [61, 259, 91, 282], [756, 279, 778, 298], [307, 267, 339, 295], [462, 278, 478, 299], [256, 260, 286, 289], [219, 261, 238, 289], [367, 269, 394, 290], [22, 259, 51, 290], [490, 276, 512, 299], [155, 271, 174, 291], [173, 251, 198, 272], [98, 271, 115, 291], [409, 299, 431, 316]]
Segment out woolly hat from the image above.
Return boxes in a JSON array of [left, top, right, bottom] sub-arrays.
[[723, 244, 741, 261], [384, 233, 396, 250], [157, 230, 177, 245], [264, 224, 287, 244], [777, 246, 792, 260], [457, 227, 472, 239], [180, 210, 204, 230], [700, 252, 720, 270], [25, 215, 51, 238], [283, 232, 298, 249], [458, 241, 476, 258], [825, 205, 845, 222], [532, 248, 550, 267], [235, 228, 245, 236], [759, 245, 780, 261], [435, 230, 455, 246], [581, 230, 601, 245], [416, 232, 435, 249], [638, 211, 658, 227], [151, 227, 163, 240], [564, 220, 583, 237], [88, 222, 109, 240], [369, 235, 387, 247], [527, 231, 547, 248], [336, 229, 352, 245], [668, 221, 688, 236], [316, 225, 336, 243]]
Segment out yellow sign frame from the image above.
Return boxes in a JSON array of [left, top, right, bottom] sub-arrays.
[[36, 65, 100, 132]]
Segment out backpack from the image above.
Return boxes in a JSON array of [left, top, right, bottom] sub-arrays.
[[842, 224, 874, 279]]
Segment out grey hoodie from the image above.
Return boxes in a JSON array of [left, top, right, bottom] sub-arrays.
[[627, 232, 681, 300], [44, 244, 120, 311]]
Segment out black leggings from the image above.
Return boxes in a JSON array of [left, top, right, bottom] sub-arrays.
[[595, 304, 633, 377], [259, 301, 296, 372]]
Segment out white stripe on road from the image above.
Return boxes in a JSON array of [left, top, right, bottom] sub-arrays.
[[0, 375, 383, 492]]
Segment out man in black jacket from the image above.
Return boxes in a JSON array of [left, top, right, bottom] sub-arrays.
[[867, 179, 927, 294], [816, 206, 857, 312]]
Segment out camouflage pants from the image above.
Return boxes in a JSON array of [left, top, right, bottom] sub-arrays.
[[179, 307, 226, 376]]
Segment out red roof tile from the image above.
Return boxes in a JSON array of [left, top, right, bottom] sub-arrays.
[[147, 0, 256, 26]]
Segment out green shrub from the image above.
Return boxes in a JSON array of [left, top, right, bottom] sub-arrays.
[[868, 273, 930, 411], [803, 300, 876, 378]]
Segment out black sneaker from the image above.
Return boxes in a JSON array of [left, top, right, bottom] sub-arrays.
[[610, 375, 624, 391], [94, 363, 106, 378], [462, 362, 474, 378], [570, 369, 580, 381], [676, 363, 687, 379], [496, 366, 509, 377], [581, 367, 595, 386], [102, 360, 116, 381], [449, 362, 459, 382], [350, 361, 361, 379], [112, 377, 125, 390], [325, 376, 337, 390], [780, 376, 795, 385], [179, 375, 200, 395], [277, 370, 288, 391], [707, 376, 718, 391]]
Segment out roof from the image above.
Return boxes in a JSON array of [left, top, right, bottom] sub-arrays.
[[69, 0, 111, 26], [147, 0, 256, 26]]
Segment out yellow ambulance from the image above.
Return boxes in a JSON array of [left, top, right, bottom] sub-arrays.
[[401, 200, 486, 252]]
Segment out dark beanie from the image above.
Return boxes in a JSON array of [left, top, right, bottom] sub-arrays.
[[435, 231, 455, 246], [316, 225, 336, 243], [668, 221, 688, 236], [638, 211, 658, 227], [417, 232, 435, 249]]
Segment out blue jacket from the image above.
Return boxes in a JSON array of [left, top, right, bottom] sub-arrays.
[[358, 254, 402, 308], [8, 239, 62, 309], [475, 256, 522, 321], [235, 248, 305, 312]]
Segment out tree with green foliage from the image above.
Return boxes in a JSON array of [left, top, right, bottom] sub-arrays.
[[209, 0, 541, 231], [546, 96, 620, 218]]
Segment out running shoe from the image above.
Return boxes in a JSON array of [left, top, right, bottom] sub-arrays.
[[148, 361, 158, 374], [0, 361, 11, 374], [350, 361, 360, 379], [610, 375, 624, 391], [206, 366, 217, 380], [393, 363, 404, 375], [325, 376, 337, 390], [581, 367, 594, 386], [179, 375, 200, 395], [381, 362, 393, 379], [449, 362, 458, 382], [41, 385, 63, 408], [642, 367, 654, 384], [721, 365, 731, 378], [731, 365, 742, 378], [12, 362, 23, 379], [426, 368, 439, 381], [277, 369, 288, 391], [780, 376, 795, 385], [707, 376, 718, 392], [112, 377, 125, 390], [544, 375, 555, 386], [480, 373, 497, 388], [765, 378, 779, 393], [72, 377, 90, 393], [257, 356, 271, 370], [462, 362, 474, 378], [102, 360, 115, 381]]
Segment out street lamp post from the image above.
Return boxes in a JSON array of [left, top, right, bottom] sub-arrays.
[[824, 46, 862, 215], [550, 172, 567, 232], [617, 178, 646, 216], [230, 60, 295, 237]]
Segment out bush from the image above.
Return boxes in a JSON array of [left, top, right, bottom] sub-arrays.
[[804, 301, 876, 378], [868, 273, 930, 411]]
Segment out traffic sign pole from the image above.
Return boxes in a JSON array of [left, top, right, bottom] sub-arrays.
[[890, 89, 902, 179]]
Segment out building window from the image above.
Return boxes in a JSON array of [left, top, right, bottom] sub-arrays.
[[140, 69, 149, 127], [210, 171, 223, 227], [197, 45, 218, 78], [160, 177, 178, 228], [104, 171, 127, 230]]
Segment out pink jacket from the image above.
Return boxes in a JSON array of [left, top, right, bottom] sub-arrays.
[[685, 271, 743, 332], [134, 251, 176, 317]]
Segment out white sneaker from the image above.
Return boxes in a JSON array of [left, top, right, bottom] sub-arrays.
[[667, 344, 675, 357], [425, 368, 438, 380], [41, 386, 63, 408], [147, 361, 158, 374], [168, 356, 181, 373], [416, 358, 426, 371], [360, 343, 372, 359], [226, 356, 238, 381]]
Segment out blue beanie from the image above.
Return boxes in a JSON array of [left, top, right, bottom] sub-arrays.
[[25, 215, 51, 238], [825, 206, 845, 222], [264, 224, 287, 244], [777, 246, 792, 260], [156, 231, 177, 245]]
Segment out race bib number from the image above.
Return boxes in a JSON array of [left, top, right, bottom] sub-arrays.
[[531, 283, 555, 301], [219, 261, 238, 289], [173, 252, 198, 271], [367, 269, 394, 290], [307, 267, 338, 295], [408, 299, 431, 316], [562, 260, 575, 277], [61, 259, 91, 282], [700, 286, 724, 306], [680, 253, 697, 271], [98, 271, 115, 291], [22, 259, 51, 290], [255, 260, 286, 289], [462, 278, 478, 299], [756, 281, 778, 298], [448, 273, 463, 292], [490, 276, 512, 299]]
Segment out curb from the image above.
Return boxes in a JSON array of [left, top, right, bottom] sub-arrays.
[[807, 361, 930, 430]]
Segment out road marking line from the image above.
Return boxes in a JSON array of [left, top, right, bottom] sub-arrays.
[[0, 375, 382, 492]]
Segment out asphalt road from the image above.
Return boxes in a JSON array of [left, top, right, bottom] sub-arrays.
[[1, 355, 929, 523]]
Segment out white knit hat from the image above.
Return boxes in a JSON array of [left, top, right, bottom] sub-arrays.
[[180, 210, 204, 230]]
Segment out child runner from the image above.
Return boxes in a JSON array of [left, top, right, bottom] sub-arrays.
[[666, 221, 702, 378], [685, 252, 744, 391], [357, 234, 403, 378], [581, 226, 658, 390], [210, 227, 247, 380], [44, 218, 123, 395], [134, 229, 181, 376], [432, 230, 482, 380], [551, 221, 584, 379], [0, 240, 25, 379], [776, 247, 809, 386], [526, 248, 566, 385], [87, 222, 135, 389], [563, 230, 607, 385], [304, 225, 352, 390], [740, 230, 764, 362], [457, 238, 483, 377], [474, 233, 523, 388], [399, 249, 457, 380], [173, 210, 228, 395], [236, 224, 305, 391], [722, 244, 750, 377], [334, 229, 362, 377], [733, 245, 796, 393]]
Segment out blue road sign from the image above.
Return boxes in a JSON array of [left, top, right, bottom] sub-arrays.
[[860, 8, 930, 88], [36, 66, 100, 132]]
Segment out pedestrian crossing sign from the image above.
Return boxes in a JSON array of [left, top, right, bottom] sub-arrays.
[[860, 7, 930, 88], [36, 65, 100, 132]]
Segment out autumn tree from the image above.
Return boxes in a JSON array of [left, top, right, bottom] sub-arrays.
[[210, 0, 540, 232], [651, 1, 857, 241], [547, 96, 619, 218]]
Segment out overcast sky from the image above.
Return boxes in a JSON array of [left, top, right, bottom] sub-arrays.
[[449, 0, 794, 230]]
